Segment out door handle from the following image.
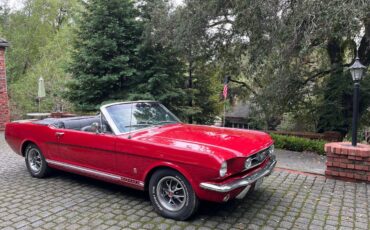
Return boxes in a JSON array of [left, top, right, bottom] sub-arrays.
[[55, 132, 64, 137]]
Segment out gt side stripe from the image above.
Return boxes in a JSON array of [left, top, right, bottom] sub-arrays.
[[46, 160, 144, 187]]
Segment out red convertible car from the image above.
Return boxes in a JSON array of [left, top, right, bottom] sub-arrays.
[[5, 101, 276, 220]]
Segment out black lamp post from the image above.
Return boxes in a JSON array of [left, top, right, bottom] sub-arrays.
[[349, 55, 366, 146]]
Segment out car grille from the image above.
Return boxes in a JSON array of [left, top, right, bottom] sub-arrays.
[[249, 149, 269, 168]]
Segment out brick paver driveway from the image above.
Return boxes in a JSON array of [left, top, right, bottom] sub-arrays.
[[0, 133, 369, 230]]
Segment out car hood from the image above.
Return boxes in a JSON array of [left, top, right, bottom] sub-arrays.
[[128, 124, 273, 161]]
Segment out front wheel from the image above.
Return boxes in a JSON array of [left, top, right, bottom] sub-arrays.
[[149, 169, 199, 220], [25, 144, 50, 178]]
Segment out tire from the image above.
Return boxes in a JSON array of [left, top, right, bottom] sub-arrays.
[[149, 169, 199, 220], [25, 144, 50, 178]]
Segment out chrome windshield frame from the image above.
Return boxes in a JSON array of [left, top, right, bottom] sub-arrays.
[[100, 101, 181, 135]]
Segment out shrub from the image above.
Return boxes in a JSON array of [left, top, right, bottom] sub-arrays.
[[270, 133, 326, 155]]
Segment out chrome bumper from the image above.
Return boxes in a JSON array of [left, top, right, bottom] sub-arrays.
[[200, 155, 277, 193]]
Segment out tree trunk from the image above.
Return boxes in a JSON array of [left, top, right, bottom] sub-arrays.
[[317, 38, 352, 136], [359, 13, 370, 66]]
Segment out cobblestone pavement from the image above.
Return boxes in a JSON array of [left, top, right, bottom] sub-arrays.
[[0, 133, 369, 230]]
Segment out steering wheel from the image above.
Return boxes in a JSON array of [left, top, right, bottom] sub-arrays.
[[137, 116, 156, 125]]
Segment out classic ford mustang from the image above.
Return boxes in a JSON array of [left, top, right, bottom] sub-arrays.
[[5, 101, 276, 220]]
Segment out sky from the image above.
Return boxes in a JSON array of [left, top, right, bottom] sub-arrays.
[[3, 0, 23, 10], [172, 0, 184, 7], [3, 0, 184, 10]]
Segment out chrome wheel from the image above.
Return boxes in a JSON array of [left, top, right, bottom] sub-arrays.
[[156, 176, 186, 212], [27, 148, 42, 173], [149, 169, 199, 220]]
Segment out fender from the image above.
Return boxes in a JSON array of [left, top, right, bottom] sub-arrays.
[[142, 161, 202, 196], [20, 138, 42, 156]]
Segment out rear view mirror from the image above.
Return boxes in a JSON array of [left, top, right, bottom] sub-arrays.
[[91, 122, 100, 134]]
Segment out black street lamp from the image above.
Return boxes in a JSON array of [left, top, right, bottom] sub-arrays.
[[349, 55, 366, 146]]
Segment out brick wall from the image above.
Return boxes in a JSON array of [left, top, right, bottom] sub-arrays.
[[0, 42, 9, 131], [325, 142, 370, 182]]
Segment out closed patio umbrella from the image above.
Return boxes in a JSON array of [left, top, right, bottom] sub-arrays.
[[37, 77, 45, 112]]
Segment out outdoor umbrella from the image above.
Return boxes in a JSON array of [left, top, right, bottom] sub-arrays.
[[38, 77, 45, 112]]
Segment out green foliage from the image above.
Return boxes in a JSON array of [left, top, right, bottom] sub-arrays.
[[183, 0, 370, 132], [66, 0, 143, 111], [271, 134, 326, 155], [276, 113, 297, 131], [143, 0, 223, 123], [1, 0, 80, 118], [2, 0, 79, 82], [9, 26, 74, 118], [67, 0, 222, 123], [277, 109, 320, 132], [192, 63, 223, 124], [128, 41, 188, 119], [2, 0, 370, 130]]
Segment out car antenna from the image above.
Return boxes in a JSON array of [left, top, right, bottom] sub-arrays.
[[128, 103, 133, 139]]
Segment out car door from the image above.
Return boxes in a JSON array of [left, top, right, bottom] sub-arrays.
[[53, 128, 117, 175]]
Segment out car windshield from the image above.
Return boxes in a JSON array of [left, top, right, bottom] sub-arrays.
[[105, 102, 180, 133]]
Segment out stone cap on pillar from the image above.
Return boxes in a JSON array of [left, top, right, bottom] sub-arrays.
[[0, 38, 9, 48], [325, 142, 370, 157]]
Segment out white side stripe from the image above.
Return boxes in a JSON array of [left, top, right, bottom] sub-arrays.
[[46, 160, 144, 187]]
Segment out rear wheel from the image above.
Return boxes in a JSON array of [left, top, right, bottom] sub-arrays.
[[25, 144, 50, 178], [149, 169, 199, 220]]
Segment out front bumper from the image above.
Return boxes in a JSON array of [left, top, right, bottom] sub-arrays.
[[199, 155, 277, 193]]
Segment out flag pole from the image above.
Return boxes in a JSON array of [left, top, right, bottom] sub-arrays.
[[223, 100, 226, 127], [222, 76, 229, 127]]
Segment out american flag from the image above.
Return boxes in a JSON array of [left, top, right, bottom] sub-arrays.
[[223, 76, 229, 99]]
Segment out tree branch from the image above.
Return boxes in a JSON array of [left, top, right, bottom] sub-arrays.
[[228, 78, 258, 95], [301, 64, 351, 85], [207, 19, 232, 28]]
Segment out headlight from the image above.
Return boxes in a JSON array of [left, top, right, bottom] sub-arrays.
[[245, 158, 252, 169], [219, 161, 227, 177], [268, 145, 275, 155]]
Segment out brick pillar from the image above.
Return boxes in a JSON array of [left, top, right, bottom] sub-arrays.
[[325, 142, 370, 182], [0, 38, 9, 131]]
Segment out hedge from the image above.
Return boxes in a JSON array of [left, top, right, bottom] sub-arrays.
[[270, 133, 326, 155]]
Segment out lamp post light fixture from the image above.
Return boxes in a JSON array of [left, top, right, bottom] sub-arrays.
[[349, 55, 366, 146]]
